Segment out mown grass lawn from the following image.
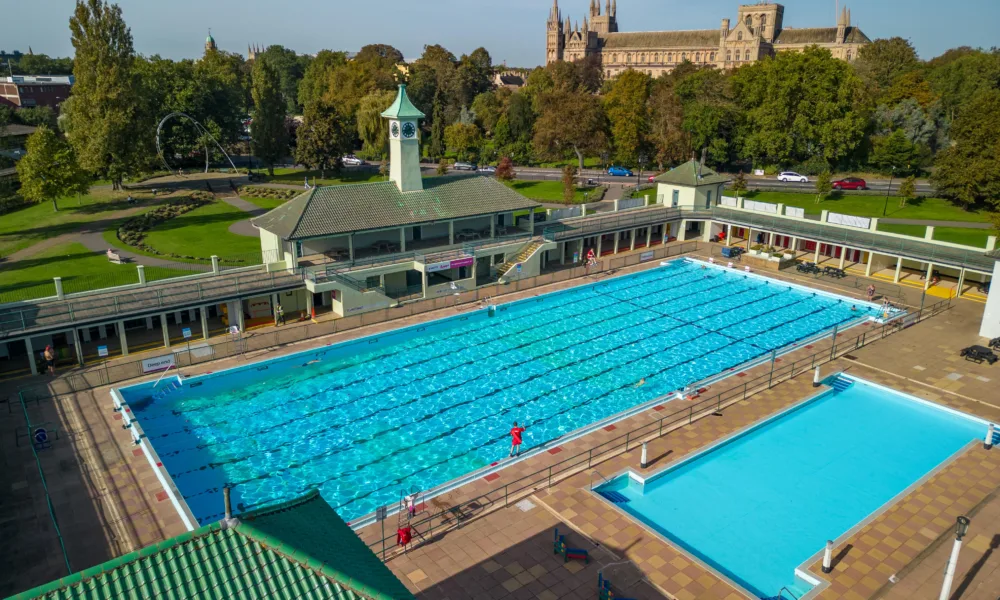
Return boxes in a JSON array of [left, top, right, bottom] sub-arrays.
[[504, 180, 598, 203], [0, 191, 144, 259], [876, 223, 991, 248], [742, 191, 988, 223], [0, 242, 192, 303], [141, 201, 262, 259], [241, 196, 289, 211]]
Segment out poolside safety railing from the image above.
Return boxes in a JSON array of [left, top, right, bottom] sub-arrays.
[[10, 242, 701, 395], [353, 296, 953, 561]]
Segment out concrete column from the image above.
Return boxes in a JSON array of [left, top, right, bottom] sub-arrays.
[[421, 271, 430, 298], [988, 236, 997, 252], [25, 337, 38, 376], [839, 247, 847, 269], [790, 237, 798, 252], [579, 239, 585, 262], [272, 293, 280, 325], [924, 226, 936, 241], [678, 220, 688, 242], [448, 221, 455, 245], [925, 263, 935, 290], [118, 321, 129, 356], [726, 225, 733, 246], [613, 198, 620, 212], [777, 203, 784, 216], [814, 244, 821, 264], [956, 269, 966, 297], [160, 313, 171, 348], [400, 228, 407, 252], [630, 229, 637, 251], [348, 235, 355, 261], [869, 218, 879, 232], [596, 235, 603, 257], [145, 316, 154, 330], [644, 194, 650, 206], [81, 327, 92, 343], [211, 256, 220, 274], [174, 310, 183, 325], [187, 308, 196, 322], [71, 328, 84, 366], [236, 300, 246, 332], [490, 218, 496, 239], [894, 260, 903, 283], [305, 292, 315, 319], [560, 242, 566, 265], [200, 306, 210, 339], [662, 222, 670, 242], [646, 227, 652, 247], [865, 252, 875, 277], [137, 265, 147, 285], [529, 210, 536, 236], [98, 324, 108, 340], [768, 232, 775, 246], [613, 232, 620, 254], [746, 227, 753, 248], [821, 210, 830, 223], [54, 277, 65, 300]]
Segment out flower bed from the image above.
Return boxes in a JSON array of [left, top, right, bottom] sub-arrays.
[[238, 186, 298, 200]]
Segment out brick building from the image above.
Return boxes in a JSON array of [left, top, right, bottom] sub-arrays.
[[0, 75, 74, 109]]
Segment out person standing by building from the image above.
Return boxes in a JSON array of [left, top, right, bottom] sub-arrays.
[[275, 303, 285, 326], [43, 345, 56, 376], [866, 285, 875, 302]]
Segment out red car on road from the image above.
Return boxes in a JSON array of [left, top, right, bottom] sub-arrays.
[[832, 177, 868, 190]]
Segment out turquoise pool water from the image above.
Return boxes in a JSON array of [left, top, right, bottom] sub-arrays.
[[595, 377, 984, 599], [118, 259, 879, 524]]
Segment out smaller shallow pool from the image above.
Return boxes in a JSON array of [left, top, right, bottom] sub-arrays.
[[594, 376, 986, 599]]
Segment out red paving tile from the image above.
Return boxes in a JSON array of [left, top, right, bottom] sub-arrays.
[[112, 413, 122, 421], [484, 473, 500, 483], [132, 448, 143, 457], [547, 447, 563, 455], [154, 491, 168, 502], [603, 424, 617, 432]]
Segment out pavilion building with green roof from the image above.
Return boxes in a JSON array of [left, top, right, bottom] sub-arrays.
[[11, 490, 415, 600]]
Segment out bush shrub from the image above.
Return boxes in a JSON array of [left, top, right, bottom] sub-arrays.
[[238, 186, 297, 200]]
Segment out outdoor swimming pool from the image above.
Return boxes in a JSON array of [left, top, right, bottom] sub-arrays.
[[594, 376, 986, 599], [117, 259, 880, 525]]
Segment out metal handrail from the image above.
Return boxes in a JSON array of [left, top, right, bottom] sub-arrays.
[[777, 586, 801, 600], [356, 296, 954, 559]]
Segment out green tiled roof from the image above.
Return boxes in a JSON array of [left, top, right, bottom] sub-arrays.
[[380, 85, 425, 120], [13, 491, 414, 600], [252, 175, 540, 240], [774, 26, 871, 45], [654, 160, 730, 187]]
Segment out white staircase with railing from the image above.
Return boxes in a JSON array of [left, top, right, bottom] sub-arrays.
[[495, 239, 546, 280]]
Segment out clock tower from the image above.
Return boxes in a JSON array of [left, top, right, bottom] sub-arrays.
[[381, 84, 425, 193]]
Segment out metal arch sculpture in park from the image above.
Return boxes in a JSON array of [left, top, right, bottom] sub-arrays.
[[155, 112, 243, 175]]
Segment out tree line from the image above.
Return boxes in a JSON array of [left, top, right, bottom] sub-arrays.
[[6, 0, 1000, 214]]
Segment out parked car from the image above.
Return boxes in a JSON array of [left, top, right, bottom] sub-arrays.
[[648, 173, 664, 183], [342, 155, 365, 166], [777, 172, 808, 183], [832, 177, 868, 190], [453, 161, 477, 171], [608, 166, 633, 177], [478, 165, 497, 174]]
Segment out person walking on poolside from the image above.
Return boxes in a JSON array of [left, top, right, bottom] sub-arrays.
[[866, 285, 875, 302], [275, 303, 285, 326], [509, 421, 526, 457], [43, 345, 56, 376]]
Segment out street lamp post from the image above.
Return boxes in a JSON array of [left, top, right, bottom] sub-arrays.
[[882, 166, 896, 217], [637, 153, 648, 187], [938, 516, 971, 600]]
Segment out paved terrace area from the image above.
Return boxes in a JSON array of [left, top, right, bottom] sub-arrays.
[[1, 243, 998, 599]]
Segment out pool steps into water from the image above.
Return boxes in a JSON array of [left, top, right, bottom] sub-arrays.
[[829, 376, 853, 392], [597, 490, 630, 504]]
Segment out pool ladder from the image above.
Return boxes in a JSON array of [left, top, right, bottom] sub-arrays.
[[829, 375, 853, 392], [152, 377, 183, 401]]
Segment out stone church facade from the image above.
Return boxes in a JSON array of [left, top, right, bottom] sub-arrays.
[[546, 1, 871, 78]]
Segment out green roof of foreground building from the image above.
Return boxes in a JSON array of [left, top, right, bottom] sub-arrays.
[[252, 175, 540, 241], [653, 159, 731, 187], [380, 84, 425, 120], [12, 490, 414, 600]]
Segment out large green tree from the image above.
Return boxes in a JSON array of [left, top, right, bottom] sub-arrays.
[[604, 70, 651, 166], [257, 45, 311, 114], [932, 89, 1000, 210], [298, 50, 348, 109], [356, 89, 396, 160], [295, 99, 352, 178], [65, 0, 145, 189], [250, 56, 288, 175], [16, 126, 90, 211], [647, 79, 688, 167], [444, 122, 482, 161], [533, 90, 607, 170], [733, 47, 869, 169], [853, 37, 920, 96]]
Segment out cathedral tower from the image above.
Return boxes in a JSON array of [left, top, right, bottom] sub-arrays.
[[546, 0, 565, 65]]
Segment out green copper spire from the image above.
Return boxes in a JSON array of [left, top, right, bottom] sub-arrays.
[[381, 84, 426, 120]]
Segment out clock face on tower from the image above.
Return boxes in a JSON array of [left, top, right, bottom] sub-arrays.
[[390, 122, 400, 138], [402, 121, 416, 138]]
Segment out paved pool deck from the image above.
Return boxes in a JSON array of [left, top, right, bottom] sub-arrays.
[[2, 244, 998, 599]]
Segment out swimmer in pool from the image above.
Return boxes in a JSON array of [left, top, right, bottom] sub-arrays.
[[635, 378, 646, 388]]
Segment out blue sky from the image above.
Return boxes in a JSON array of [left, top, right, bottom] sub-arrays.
[[3, 0, 996, 65]]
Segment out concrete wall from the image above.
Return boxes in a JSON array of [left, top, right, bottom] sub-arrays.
[[260, 229, 282, 260], [656, 183, 723, 209], [981, 261, 1000, 338]]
